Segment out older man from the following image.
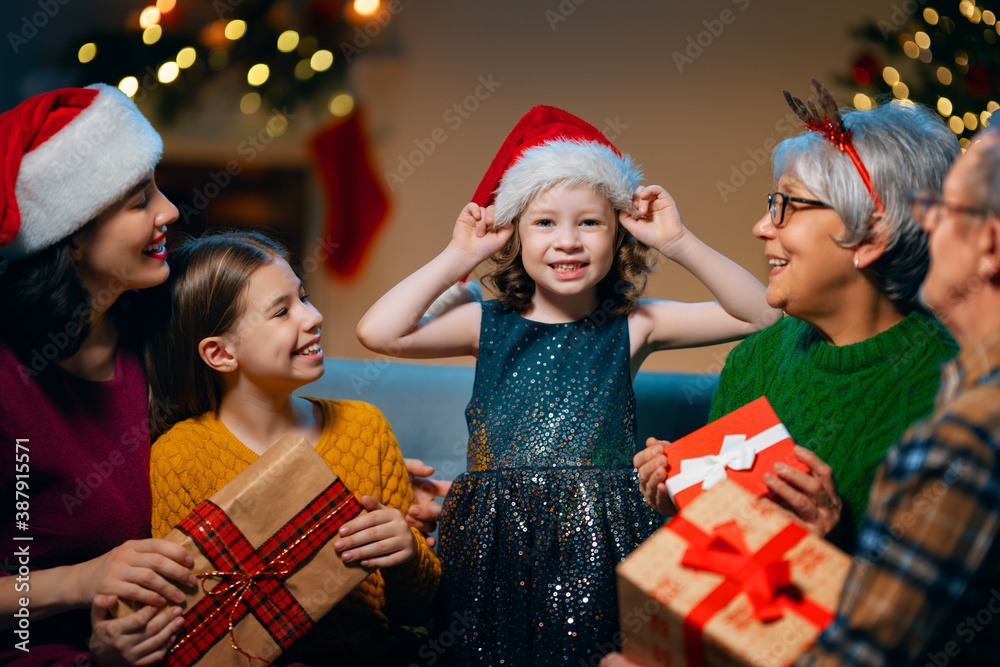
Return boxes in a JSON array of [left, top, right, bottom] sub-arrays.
[[604, 127, 1000, 666]]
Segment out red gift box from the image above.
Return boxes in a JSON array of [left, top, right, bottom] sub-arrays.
[[617, 480, 852, 666], [664, 397, 809, 509]]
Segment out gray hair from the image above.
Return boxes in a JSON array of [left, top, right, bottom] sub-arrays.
[[773, 101, 959, 309], [977, 126, 1000, 214]]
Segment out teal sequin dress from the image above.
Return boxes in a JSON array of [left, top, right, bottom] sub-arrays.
[[438, 301, 661, 665]]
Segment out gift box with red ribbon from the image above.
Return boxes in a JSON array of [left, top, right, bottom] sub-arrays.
[[115, 435, 370, 666], [617, 480, 851, 667], [663, 396, 810, 510]]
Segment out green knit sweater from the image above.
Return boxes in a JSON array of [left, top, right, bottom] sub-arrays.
[[709, 310, 957, 552]]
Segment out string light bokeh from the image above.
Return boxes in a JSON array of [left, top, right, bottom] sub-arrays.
[[64, 0, 392, 124], [848, 0, 997, 149]]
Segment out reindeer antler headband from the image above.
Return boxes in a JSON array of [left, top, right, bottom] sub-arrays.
[[783, 78, 884, 214]]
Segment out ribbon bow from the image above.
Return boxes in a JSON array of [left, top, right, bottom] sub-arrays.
[[167, 483, 361, 667], [186, 560, 296, 667], [668, 515, 835, 667], [682, 520, 791, 622], [199, 561, 293, 599], [666, 424, 791, 502]]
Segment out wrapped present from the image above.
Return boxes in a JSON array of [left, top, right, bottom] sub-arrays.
[[617, 480, 851, 667], [663, 396, 810, 510], [115, 435, 369, 666]]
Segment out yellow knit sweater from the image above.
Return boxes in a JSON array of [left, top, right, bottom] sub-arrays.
[[150, 398, 440, 664]]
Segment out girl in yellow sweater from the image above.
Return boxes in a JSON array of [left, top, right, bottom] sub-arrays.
[[142, 230, 439, 666]]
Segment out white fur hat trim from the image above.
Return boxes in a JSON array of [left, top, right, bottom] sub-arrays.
[[491, 139, 642, 228], [2, 83, 163, 259]]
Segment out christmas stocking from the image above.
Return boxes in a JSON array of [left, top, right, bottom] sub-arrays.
[[310, 107, 389, 277]]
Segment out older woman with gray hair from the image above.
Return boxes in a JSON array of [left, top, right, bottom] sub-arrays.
[[637, 82, 961, 553]]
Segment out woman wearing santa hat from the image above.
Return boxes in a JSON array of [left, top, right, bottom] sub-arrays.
[[0, 84, 194, 666]]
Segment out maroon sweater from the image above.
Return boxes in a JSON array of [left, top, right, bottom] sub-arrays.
[[1, 340, 151, 666]]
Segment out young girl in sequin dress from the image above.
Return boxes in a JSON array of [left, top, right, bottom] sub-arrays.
[[357, 106, 782, 665]]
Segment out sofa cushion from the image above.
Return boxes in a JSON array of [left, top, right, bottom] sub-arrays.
[[299, 359, 719, 481]]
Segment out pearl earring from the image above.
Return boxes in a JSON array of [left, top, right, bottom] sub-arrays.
[[854, 258, 860, 269]]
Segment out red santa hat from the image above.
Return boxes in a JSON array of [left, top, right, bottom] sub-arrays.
[[425, 105, 643, 317], [473, 105, 643, 228], [0, 83, 163, 259]]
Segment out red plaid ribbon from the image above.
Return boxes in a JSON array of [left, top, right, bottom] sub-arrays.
[[668, 517, 835, 667], [167, 480, 362, 666]]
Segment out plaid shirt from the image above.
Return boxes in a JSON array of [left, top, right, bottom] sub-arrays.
[[800, 331, 1000, 667]]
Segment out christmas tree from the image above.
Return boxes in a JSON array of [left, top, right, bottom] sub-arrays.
[[55, 0, 395, 124], [50, 0, 396, 278], [847, 1, 998, 148]]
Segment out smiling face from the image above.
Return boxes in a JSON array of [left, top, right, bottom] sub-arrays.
[[71, 172, 178, 307], [516, 183, 616, 320], [921, 133, 997, 330], [752, 175, 857, 322], [226, 257, 325, 392]]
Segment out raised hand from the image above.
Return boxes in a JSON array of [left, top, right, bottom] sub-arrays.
[[448, 203, 512, 266], [334, 495, 417, 568], [618, 185, 688, 257]]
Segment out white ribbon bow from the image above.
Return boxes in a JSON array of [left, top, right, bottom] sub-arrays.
[[665, 423, 791, 503]]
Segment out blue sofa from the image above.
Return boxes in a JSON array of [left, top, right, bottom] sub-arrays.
[[299, 358, 720, 481]]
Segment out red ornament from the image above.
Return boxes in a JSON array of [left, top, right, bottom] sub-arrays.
[[966, 64, 994, 100], [850, 52, 883, 88], [158, 1, 184, 30], [306, 0, 344, 29]]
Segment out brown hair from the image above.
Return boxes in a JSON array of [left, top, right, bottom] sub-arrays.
[[0, 217, 137, 368], [142, 229, 290, 437], [483, 218, 653, 318]]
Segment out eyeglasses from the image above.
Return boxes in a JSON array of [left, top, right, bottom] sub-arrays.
[[767, 192, 831, 228], [909, 189, 997, 230]]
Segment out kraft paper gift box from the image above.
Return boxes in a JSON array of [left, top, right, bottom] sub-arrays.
[[115, 434, 369, 666], [617, 480, 852, 667], [663, 396, 810, 510]]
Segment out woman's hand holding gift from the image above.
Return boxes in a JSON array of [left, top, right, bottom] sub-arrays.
[[81, 538, 194, 667], [765, 446, 842, 537], [90, 598, 183, 667], [634, 437, 677, 517]]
